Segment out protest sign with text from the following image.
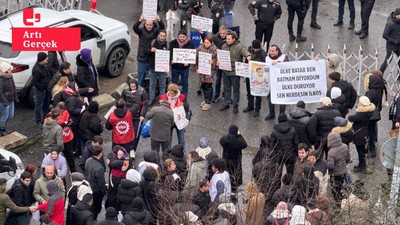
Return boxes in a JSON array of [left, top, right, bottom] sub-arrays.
[[155, 49, 170, 72], [143, 0, 158, 20], [249, 61, 270, 96], [198, 52, 212, 75], [191, 15, 213, 32], [270, 60, 327, 104], [235, 62, 249, 77], [173, 48, 197, 64], [217, 49, 231, 71]]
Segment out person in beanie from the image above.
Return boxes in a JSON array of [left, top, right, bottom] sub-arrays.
[[243, 39, 266, 117], [380, 8, 400, 75], [196, 137, 218, 179], [348, 96, 374, 173], [70, 193, 96, 225], [78, 100, 103, 155], [76, 48, 98, 102], [118, 169, 143, 215], [170, 29, 195, 97], [66, 172, 92, 225], [37, 180, 65, 225], [332, 116, 353, 146], [122, 197, 153, 225], [0, 62, 17, 136], [32, 52, 51, 127], [330, 87, 347, 117], [288, 100, 312, 145], [328, 71, 357, 114], [97, 207, 124, 225]]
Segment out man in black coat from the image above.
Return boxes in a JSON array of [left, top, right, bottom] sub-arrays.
[[192, 179, 211, 219], [32, 52, 51, 126], [71, 193, 96, 225], [97, 207, 124, 225], [6, 171, 32, 225], [287, 100, 312, 145], [380, 8, 400, 74], [328, 72, 357, 116]]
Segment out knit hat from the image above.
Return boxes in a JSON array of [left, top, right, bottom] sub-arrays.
[[334, 116, 347, 127], [131, 197, 144, 212], [330, 87, 342, 100], [359, 96, 371, 106], [88, 101, 99, 113], [105, 207, 118, 219], [0, 62, 12, 73], [252, 39, 261, 49], [371, 70, 383, 78], [185, 211, 198, 222], [321, 97, 332, 106], [278, 113, 287, 123], [228, 124, 238, 135], [328, 72, 341, 81], [37, 52, 48, 62], [296, 100, 305, 109], [71, 172, 84, 182], [199, 137, 208, 148], [395, 8, 400, 16], [80, 48, 92, 63], [126, 169, 142, 183], [178, 29, 187, 36]]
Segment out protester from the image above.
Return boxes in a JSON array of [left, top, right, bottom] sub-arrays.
[[0, 62, 17, 136], [79, 135, 104, 172], [33, 166, 65, 205], [209, 158, 231, 202], [195, 136, 218, 179], [287, 100, 312, 145], [76, 48, 98, 101], [307, 150, 329, 196], [37, 180, 65, 225], [97, 207, 124, 225], [32, 52, 51, 127], [70, 193, 96, 225], [293, 143, 310, 181], [6, 171, 33, 225], [185, 151, 207, 189], [41, 149, 68, 180], [55, 102, 76, 172], [122, 197, 153, 225], [140, 167, 160, 225], [380, 8, 400, 74], [117, 169, 143, 215], [42, 108, 63, 154], [78, 100, 103, 155], [65, 172, 92, 225]]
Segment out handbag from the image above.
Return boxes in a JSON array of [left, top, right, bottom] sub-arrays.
[[172, 106, 189, 130]]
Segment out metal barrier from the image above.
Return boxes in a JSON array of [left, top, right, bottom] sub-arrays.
[[0, 0, 82, 15]]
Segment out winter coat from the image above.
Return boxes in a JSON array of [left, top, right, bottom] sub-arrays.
[[7, 179, 31, 219], [267, 184, 291, 215], [97, 218, 124, 225], [85, 157, 107, 195], [331, 122, 353, 146], [76, 54, 99, 96], [252, 160, 281, 203], [33, 175, 65, 204], [383, 12, 400, 52], [196, 146, 219, 179], [118, 179, 143, 214], [41, 153, 68, 178], [133, 19, 165, 63], [290, 171, 319, 206], [327, 132, 350, 176], [47, 70, 75, 94], [0, 185, 29, 225], [0, 73, 17, 105], [148, 38, 169, 70], [307, 106, 341, 145], [106, 108, 135, 145], [122, 209, 152, 225], [329, 79, 357, 111], [37, 197, 65, 225], [221, 39, 251, 76], [244, 189, 265, 225], [79, 141, 106, 172], [62, 89, 84, 125], [140, 168, 159, 221], [145, 102, 174, 142], [288, 107, 312, 145], [252, 136, 271, 166], [71, 201, 96, 225], [248, 0, 282, 26], [185, 156, 207, 189], [121, 83, 149, 119], [42, 118, 64, 154], [32, 62, 50, 92], [193, 190, 211, 217], [170, 38, 195, 70], [365, 75, 384, 120], [220, 133, 247, 187], [212, 32, 226, 49], [270, 121, 299, 161], [332, 94, 347, 117], [78, 109, 103, 142], [196, 43, 218, 83], [164, 144, 187, 179], [348, 104, 375, 145]]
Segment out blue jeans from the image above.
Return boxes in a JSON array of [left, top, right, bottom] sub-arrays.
[[170, 126, 185, 150], [33, 87, 50, 124], [222, 73, 240, 106], [338, 0, 355, 23], [171, 67, 190, 97], [149, 69, 167, 100], [214, 69, 223, 99], [0, 101, 14, 128], [137, 61, 149, 87]]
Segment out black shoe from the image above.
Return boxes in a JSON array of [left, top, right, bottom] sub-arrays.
[[348, 23, 355, 29], [253, 111, 260, 117], [296, 36, 307, 42], [353, 166, 365, 173], [369, 149, 376, 158], [289, 34, 296, 42], [243, 107, 254, 113], [310, 23, 321, 29], [233, 106, 238, 114], [359, 33, 368, 39], [355, 29, 362, 35], [219, 105, 230, 111], [264, 114, 275, 120], [333, 21, 343, 26]]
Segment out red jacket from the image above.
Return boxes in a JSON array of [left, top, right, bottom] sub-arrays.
[[37, 198, 65, 225], [159, 92, 185, 109], [58, 110, 73, 143], [108, 110, 135, 144]]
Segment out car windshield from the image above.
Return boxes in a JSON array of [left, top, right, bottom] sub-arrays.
[[0, 41, 20, 58]]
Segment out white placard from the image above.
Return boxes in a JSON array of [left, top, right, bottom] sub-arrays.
[[155, 50, 170, 72], [198, 52, 212, 75], [249, 61, 270, 96], [217, 49, 231, 71], [104, 105, 116, 119], [270, 60, 327, 104], [235, 62, 249, 77], [172, 48, 197, 64], [143, 0, 158, 20], [191, 15, 213, 32]]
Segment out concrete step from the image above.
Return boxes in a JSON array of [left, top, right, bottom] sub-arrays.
[[0, 132, 28, 150], [93, 93, 115, 111]]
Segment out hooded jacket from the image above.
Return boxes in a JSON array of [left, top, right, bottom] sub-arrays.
[[33, 174, 65, 204], [185, 156, 207, 189], [270, 121, 299, 158], [331, 122, 353, 146], [383, 12, 400, 51], [65, 179, 92, 208], [145, 101, 174, 142], [106, 107, 135, 145], [0, 72, 17, 105], [0, 183, 29, 225], [332, 94, 347, 117], [42, 118, 64, 153], [76, 54, 99, 96], [348, 104, 375, 145], [365, 75, 384, 112], [121, 79, 149, 119], [221, 39, 251, 76], [327, 132, 350, 176], [307, 105, 341, 144], [71, 201, 96, 225], [133, 19, 165, 63], [122, 197, 153, 225], [78, 106, 103, 142], [140, 168, 159, 220], [37, 181, 65, 225], [117, 179, 143, 214], [288, 107, 312, 145]]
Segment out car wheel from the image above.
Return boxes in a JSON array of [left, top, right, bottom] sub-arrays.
[[106, 46, 126, 77]]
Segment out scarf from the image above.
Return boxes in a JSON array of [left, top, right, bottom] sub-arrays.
[[167, 89, 181, 109], [178, 38, 190, 48], [46, 180, 64, 216]]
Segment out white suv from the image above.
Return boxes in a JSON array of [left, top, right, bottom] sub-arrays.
[[0, 148, 24, 191], [0, 6, 131, 106]]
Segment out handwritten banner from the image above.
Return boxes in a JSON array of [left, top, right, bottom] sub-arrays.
[[143, 0, 158, 20], [217, 49, 231, 71], [270, 60, 327, 104], [191, 15, 213, 32], [235, 62, 249, 77], [249, 61, 270, 96], [198, 52, 212, 75], [172, 48, 197, 64], [155, 50, 170, 72]]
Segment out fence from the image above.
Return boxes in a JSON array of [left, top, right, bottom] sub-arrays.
[[0, 0, 82, 15], [280, 43, 400, 96]]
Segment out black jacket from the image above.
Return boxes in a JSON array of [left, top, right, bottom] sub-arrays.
[[247, 46, 266, 63], [85, 157, 106, 195], [97, 218, 124, 225], [140, 168, 159, 222], [32, 62, 50, 92], [133, 20, 165, 62], [7, 179, 31, 218], [0, 75, 17, 105], [332, 94, 347, 117], [329, 79, 357, 111], [270, 121, 299, 159], [121, 85, 149, 119], [288, 107, 311, 145], [76, 54, 99, 96], [148, 38, 169, 70], [267, 184, 291, 215], [348, 104, 374, 145], [383, 12, 400, 51], [252, 160, 281, 203], [117, 179, 143, 214], [307, 106, 341, 144], [79, 141, 106, 172], [71, 201, 96, 225], [193, 190, 210, 218], [220, 134, 248, 160], [169, 39, 195, 70], [122, 210, 152, 225], [366, 75, 384, 111], [248, 0, 281, 26], [78, 109, 103, 141]]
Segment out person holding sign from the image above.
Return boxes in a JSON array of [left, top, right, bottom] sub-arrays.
[[196, 35, 218, 111], [243, 40, 266, 117], [170, 29, 195, 97], [219, 30, 251, 114], [132, 14, 165, 87]]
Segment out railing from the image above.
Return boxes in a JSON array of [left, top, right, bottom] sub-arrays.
[[0, 0, 82, 15]]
